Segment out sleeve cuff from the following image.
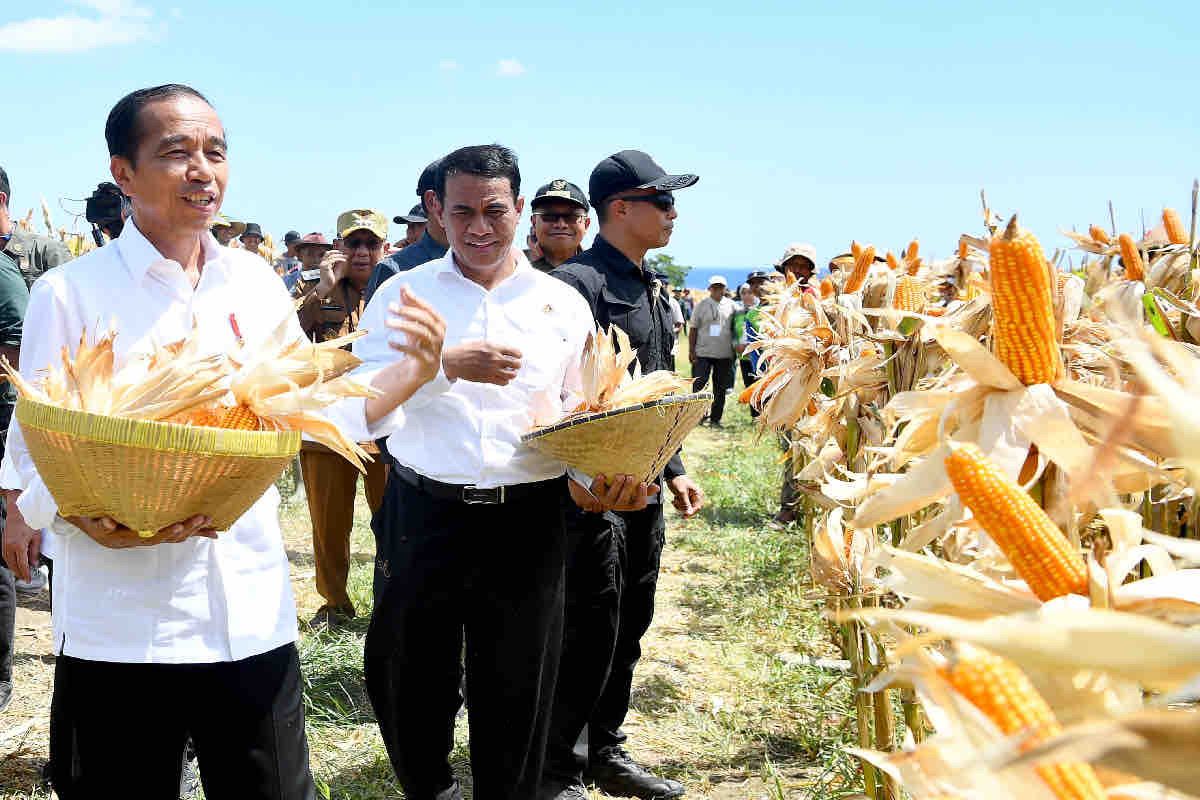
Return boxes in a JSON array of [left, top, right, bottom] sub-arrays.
[[16, 477, 60, 530], [566, 467, 592, 487], [404, 365, 454, 410]]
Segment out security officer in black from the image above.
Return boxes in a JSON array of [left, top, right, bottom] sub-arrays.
[[546, 151, 706, 800]]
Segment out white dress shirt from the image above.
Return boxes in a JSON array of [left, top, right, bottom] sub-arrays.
[[355, 246, 592, 488], [0, 221, 300, 664]]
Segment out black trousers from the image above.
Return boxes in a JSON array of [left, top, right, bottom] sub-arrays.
[[545, 503, 666, 781], [0, 494, 13, 685], [544, 508, 624, 781], [692, 357, 735, 423], [739, 359, 761, 419], [50, 643, 314, 800], [364, 475, 569, 800], [0, 560, 12, 686]]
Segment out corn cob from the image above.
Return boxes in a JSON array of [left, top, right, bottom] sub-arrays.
[[892, 275, 925, 313], [886, 251, 901, 271], [941, 646, 1105, 800], [843, 241, 875, 294], [904, 239, 919, 270], [1087, 224, 1110, 245], [906, 257, 922, 276], [218, 404, 262, 430], [1163, 207, 1189, 245], [1117, 233, 1144, 281], [819, 277, 835, 299], [988, 215, 1060, 385], [944, 443, 1087, 600], [957, 239, 969, 260]]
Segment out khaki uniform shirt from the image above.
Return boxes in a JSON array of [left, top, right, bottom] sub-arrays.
[[296, 279, 365, 343], [295, 279, 375, 454], [2, 228, 72, 287]]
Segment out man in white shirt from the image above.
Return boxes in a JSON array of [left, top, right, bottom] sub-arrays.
[[688, 274, 737, 427], [0, 84, 446, 800], [361, 145, 653, 800]]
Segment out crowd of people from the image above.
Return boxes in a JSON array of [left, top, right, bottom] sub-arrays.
[[0, 82, 967, 800]]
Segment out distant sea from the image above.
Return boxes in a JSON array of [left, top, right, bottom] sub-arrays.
[[680, 266, 758, 290]]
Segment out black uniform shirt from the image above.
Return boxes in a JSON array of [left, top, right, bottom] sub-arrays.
[[553, 235, 685, 480]]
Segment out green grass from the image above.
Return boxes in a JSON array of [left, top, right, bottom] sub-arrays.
[[0, 394, 860, 799]]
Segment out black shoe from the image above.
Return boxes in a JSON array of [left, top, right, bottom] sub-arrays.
[[585, 746, 684, 799], [538, 778, 589, 800], [0, 680, 11, 713]]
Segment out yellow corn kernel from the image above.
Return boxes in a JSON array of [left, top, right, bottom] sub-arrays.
[[945, 443, 1087, 600], [218, 404, 262, 431], [1163, 208, 1189, 246], [892, 275, 925, 313], [942, 646, 1105, 800], [1118, 233, 1145, 281], [988, 215, 1060, 385]]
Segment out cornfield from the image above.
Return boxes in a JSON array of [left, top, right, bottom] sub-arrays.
[[743, 180, 1200, 799]]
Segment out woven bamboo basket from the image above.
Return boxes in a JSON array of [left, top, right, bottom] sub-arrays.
[[16, 398, 300, 535], [522, 393, 712, 484]]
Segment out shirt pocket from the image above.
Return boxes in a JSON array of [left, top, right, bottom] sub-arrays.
[[600, 287, 650, 352]]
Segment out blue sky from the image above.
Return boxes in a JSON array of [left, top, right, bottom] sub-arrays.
[[1, 1, 1196, 270]]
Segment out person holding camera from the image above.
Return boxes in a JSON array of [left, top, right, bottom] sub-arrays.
[[294, 210, 390, 628]]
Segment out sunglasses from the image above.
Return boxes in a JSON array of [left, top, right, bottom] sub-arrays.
[[343, 236, 381, 251], [611, 192, 675, 212], [533, 212, 587, 224]]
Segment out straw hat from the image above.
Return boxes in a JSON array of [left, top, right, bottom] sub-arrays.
[[521, 393, 711, 484]]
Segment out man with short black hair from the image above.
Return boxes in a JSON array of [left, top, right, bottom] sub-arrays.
[[547, 150, 706, 800], [528, 179, 589, 272], [0, 166, 72, 287], [366, 160, 450, 304], [0, 83, 446, 800], [363, 143, 646, 800]]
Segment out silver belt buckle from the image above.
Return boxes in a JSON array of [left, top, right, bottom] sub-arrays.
[[462, 485, 505, 504]]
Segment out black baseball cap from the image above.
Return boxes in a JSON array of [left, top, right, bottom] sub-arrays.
[[588, 150, 698, 208], [531, 179, 589, 211], [393, 204, 428, 225], [283, 230, 301, 245], [747, 269, 774, 282]]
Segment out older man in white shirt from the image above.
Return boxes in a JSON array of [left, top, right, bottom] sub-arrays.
[[361, 145, 654, 800], [0, 84, 445, 800]]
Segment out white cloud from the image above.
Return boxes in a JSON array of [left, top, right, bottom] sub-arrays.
[[496, 58, 526, 77], [0, 1, 157, 53], [439, 59, 460, 72]]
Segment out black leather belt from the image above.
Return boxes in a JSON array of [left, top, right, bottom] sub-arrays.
[[391, 463, 558, 505]]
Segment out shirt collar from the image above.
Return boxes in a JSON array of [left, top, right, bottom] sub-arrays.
[[592, 235, 646, 280], [115, 218, 224, 284], [435, 245, 533, 287]]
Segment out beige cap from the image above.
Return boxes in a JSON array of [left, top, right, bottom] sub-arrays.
[[336, 208, 389, 241], [775, 242, 817, 268]]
